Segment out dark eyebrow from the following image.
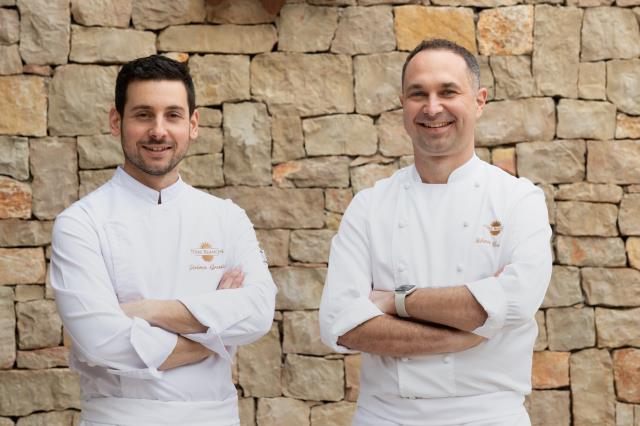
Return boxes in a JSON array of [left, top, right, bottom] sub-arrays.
[[128, 105, 186, 112], [441, 82, 462, 90]]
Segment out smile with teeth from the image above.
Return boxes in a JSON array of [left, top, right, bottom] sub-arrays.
[[142, 145, 171, 152], [419, 121, 454, 128]]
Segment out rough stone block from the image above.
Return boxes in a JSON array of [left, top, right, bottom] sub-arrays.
[[252, 53, 353, 116], [331, 6, 395, 54], [607, 59, 640, 115], [158, 24, 276, 54], [283, 310, 332, 356], [0, 369, 80, 416], [516, 140, 585, 184], [620, 194, 640, 236], [15, 285, 43, 302], [345, 354, 361, 402], [583, 268, 640, 308], [271, 267, 325, 310], [273, 157, 350, 188], [596, 308, 640, 348], [570, 349, 615, 426], [238, 324, 281, 397], [325, 189, 353, 214], [16, 346, 69, 369], [628, 238, 640, 270], [538, 183, 555, 226], [0, 177, 31, 219], [189, 127, 223, 156], [525, 390, 571, 426], [255, 229, 289, 267], [557, 100, 616, 140], [555, 183, 622, 203], [394, 6, 476, 53], [587, 140, 640, 184], [79, 169, 114, 198], [283, 354, 344, 401], [556, 236, 626, 267], [18, 0, 69, 65], [377, 110, 412, 157], [15, 409, 77, 426], [272, 110, 304, 164], [613, 349, 640, 403], [277, 4, 337, 53], [238, 397, 255, 426], [190, 54, 249, 106], [491, 56, 534, 100], [180, 154, 223, 188], [132, 0, 205, 30], [311, 401, 357, 426], [616, 113, 640, 139], [304, 115, 377, 157], [16, 300, 62, 350], [532, 351, 570, 389], [256, 397, 310, 426], [0, 9, 19, 45], [70, 26, 156, 63], [351, 162, 398, 194], [475, 98, 555, 146], [0, 289, 15, 369], [71, 0, 132, 27], [0, 76, 47, 137], [198, 108, 222, 128], [541, 266, 582, 308], [546, 307, 595, 351], [353, 52, 406, 116], [478, 6, 533, 56], [77, 135, 123, 170], [581, 7, 640, 61], [0, 220, 52, 249], [290, 229, 335, 264], [0, 45, 22, 75], [555, 201, 618, 236], [206, 0, 275, 24], [615, 402, 635, 426], [491, 147, 516, 175], [578, 62, 606, 100], [0, 248, 45, 285]]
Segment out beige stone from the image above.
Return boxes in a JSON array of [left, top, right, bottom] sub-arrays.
[[351, 162, 398, 193], [490, 56, 533, 100], [332, 6, 395, 54], [238, 397, 255, 426], [211, 187, 324, 229], [271, 267, 325, 310], [290, 229, 335, 264], [48, 65, 118, 136], [0, 288, 15, 368], [581, 7, 640, 61], [16, 410, 77, 426], [325, 189, 353, 214], [70, 26, 155, 63], [477, 56, 495, 101], [222, 102, 271, 186], [628, 238, 640, 270], [607, 59, 640, 115], [0, 9, 19, 45], [546, 307, 595, 351], [587, 140, 640, 184], [583, 268, 640, 307], [532, 351, 570, 389], [570, 349, 616, 426], [596, 308, 640, 348], [238, 324, 281, 397], [22, 64, 51, 76], [578, 62, 606, 100], [255, 229, 289, 267], [354, 52, 406, 116], [18, 0, 69, 65], [478, 6, 533, 56], [77, 135, 123, 170], [158, 24, 276, 54], [198, 108, 222, 127], [345, 354, 360, 402], [620, 194, 640, 236], [15, 285, 43, 302], [283, 311, 332, 356], [273, 157, 350, 188], [616, 402, 635, 426], [277, 4, 338, 53], [542, 266, 582, 308], [377, 110, 412, 157], [0, 248, 45, 285], [533, 6, 582, 98], [0, 45, 22, 75], [538, 183, 555, 226], [71, 0, 132, 27], [491, 147, 516, 175], [475, 98, 555, 146], [516, 140, 585, 184], [304, 115, 377, 157], [616, 113, 640, 139], [190, 54, 249, 106], [256, 397, 310, 426], [325, 212, 342, 231], [525, 390, 570, 426], [394, 6, 476, 53], [0, 76, 47, 137], [16, 300, 62, 350], [283, 354, 344, 401], [311, 401, 357, 426], [79, 169, 115, 198], [132, 0, 204, 30], [30, 138, 78, 220], [272, 111, 304, 164], [0, 136, 28, 180], [16, 346, 69, 369], [0, 369, 80, 416], [557, 100, 616, 140], [180, 154, 223, 188], [555, 201, 618, 237], [0, 220, 52, 248], [252, 53, 353, 116], [613, 348, 640, 403], [0, 177, 31, 219], [555, 183, 623, 203], [189, 127, 223, 156], [206, 0, 275, 24], [556, 236, 626, 267]]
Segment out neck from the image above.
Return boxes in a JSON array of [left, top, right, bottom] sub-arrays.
[[122, 163, 179, 191], [414, 149, 474, 184]]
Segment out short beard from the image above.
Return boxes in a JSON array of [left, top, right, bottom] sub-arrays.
[[122, 139, 186, 176]]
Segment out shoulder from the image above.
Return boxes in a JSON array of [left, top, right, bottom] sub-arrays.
[[482, 160, 541, 199]]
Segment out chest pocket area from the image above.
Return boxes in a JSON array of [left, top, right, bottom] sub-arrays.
[[465, 231, 503, 282], [104, 221, 148, 303]]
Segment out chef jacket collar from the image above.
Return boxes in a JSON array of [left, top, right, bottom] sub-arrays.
[[113, 166, 186, 205], [411, 154, 480, 185]]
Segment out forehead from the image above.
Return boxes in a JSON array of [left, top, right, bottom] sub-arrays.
[[404, 49, 472, 88], [124, 80, 189, 110]]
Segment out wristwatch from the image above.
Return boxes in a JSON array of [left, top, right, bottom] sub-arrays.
[[394, 284, 417, 318]]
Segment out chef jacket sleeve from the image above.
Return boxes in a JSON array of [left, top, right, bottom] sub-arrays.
[[179, 202, 277, 361], [466, 185, 552, 339], [319, 190, 385, 353], [51, 212, 177, 380]]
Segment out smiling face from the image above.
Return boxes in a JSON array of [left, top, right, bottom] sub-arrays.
[[109, 79, 199, 190], [400, 49, 487, 165]]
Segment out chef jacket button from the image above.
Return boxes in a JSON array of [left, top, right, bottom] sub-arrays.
[[463, 221, 469, 228], [443, 355, 451, 364], [456, 264, 463, 273], [403, 183, 410, 190], [399, 220, 407, 228], [408, 396, 416, 399], [474, 181, 480, 188], [401, 357, 409, 362], [398, 263, 406, 272]]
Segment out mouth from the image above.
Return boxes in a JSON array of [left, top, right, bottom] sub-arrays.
[[417, 120, 454, 129]]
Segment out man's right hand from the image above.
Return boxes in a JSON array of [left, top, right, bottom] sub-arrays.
[[217, 267, 244, 290]]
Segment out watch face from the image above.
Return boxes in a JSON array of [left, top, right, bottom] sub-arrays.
[[395, 284, 416, 292]]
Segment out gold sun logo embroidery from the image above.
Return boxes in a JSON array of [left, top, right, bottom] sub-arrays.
[[200, 242, 214, 262], [488, 220, 503, 236]]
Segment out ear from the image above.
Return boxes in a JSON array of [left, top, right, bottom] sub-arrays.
[[475, 87, 488, 119], [189, 109, 199, 140], [109, 107, 121, 137]]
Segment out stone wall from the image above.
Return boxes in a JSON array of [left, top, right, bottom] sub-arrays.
[[0, 0, 639, 425]]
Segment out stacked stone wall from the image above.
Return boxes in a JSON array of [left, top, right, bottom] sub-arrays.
[[0, 0, 639, 424]]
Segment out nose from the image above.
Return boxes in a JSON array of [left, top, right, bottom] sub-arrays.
[[148, 117, 168, 140], [422, 95, 444, 116]]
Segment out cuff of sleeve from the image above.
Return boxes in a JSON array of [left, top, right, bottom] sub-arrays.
[[466, 277, 507, 339], [323, 296, 384, 353], [183, 328, 231, 362], [107, 317, 177, 380]]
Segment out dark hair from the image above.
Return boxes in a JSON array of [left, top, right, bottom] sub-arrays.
[[401, 39, 480, 90], [115, 55, 196, 116]]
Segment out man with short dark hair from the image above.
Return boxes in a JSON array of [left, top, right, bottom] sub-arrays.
[[51, 55, 276, 426], [320, 39, 551, 426]]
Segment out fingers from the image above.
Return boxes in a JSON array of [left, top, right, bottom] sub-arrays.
[[494, 266, 505, 277], [217, 268, 244, 290]]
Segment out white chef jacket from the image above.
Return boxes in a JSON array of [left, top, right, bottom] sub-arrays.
[[319, 155, 552, 426], [51, 167, 276, 426]]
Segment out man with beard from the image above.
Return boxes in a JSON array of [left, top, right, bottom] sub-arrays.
[[51, 55, 276, 426], [320, 39, 552, 426]]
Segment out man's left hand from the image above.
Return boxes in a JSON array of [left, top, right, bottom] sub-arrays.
[[370, 290, 396, 315]]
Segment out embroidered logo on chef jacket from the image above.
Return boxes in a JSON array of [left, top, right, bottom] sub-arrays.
[[189, 242, 225, 271], [476, 220, 502, 247]]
